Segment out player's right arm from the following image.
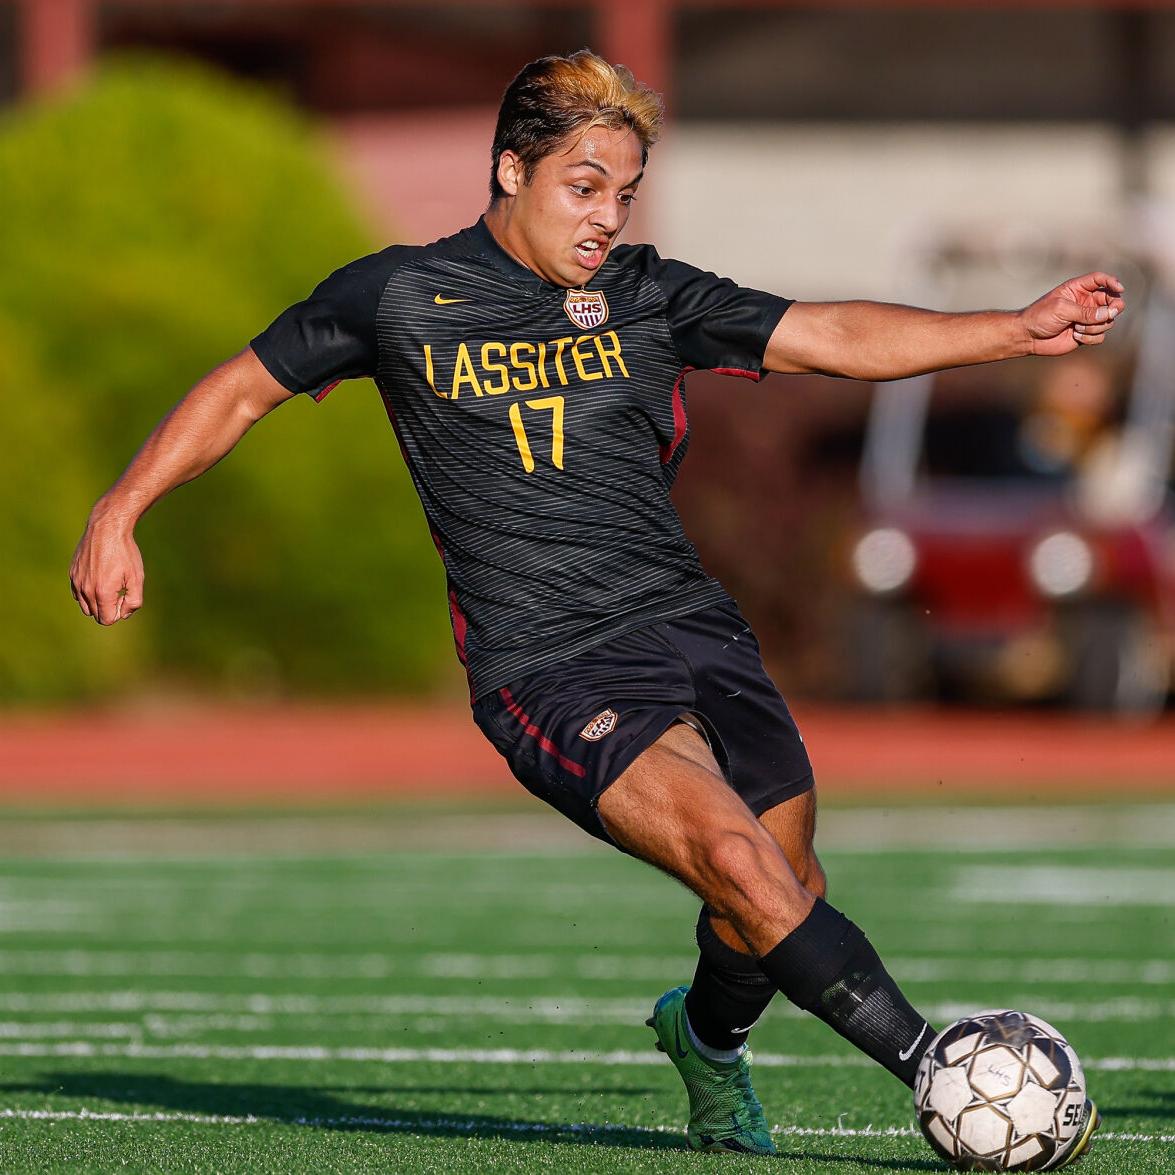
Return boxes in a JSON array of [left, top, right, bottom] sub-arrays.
[[70, 349, 295, 626], [763, 273, 1126, 380]]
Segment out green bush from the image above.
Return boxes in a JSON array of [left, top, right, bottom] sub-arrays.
[[0, 56, 454, 703]]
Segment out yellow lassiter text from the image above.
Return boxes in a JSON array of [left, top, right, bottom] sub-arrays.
[[422, 331, 629, 400]]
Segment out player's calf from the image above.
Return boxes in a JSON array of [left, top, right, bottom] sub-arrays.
[[699, 846, 932, 1086], [799, 849, 827, 899], [684, 790, 828, 1054], [757, 899, 934, 1086], [684, 908, 776, 1052], [601, 728, 935, 1085]]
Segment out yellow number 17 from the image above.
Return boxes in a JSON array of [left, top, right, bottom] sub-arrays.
[[508, 396, 565, 473]]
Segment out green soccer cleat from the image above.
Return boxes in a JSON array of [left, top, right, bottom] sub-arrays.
[[646, 984, 776, 1156], [1049, 1099, 1100, 1169]]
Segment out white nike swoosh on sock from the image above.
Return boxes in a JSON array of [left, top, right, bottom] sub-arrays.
[[898, 1022, 930, 1062]]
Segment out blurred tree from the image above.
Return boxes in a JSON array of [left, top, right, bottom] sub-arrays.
[[0, 56, 453, 704]]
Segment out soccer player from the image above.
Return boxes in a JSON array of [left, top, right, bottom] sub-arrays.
[[71, 49, 1114, 1162]]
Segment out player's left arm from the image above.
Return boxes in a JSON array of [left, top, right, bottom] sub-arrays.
[[763, 272, 1126, 380]]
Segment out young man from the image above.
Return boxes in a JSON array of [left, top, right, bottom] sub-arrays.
[[72, 49, 1116, 1161]]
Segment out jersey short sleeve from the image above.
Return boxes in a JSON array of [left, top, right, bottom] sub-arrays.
[[635, 247, 793, 376], [250, 248, 402, 399]]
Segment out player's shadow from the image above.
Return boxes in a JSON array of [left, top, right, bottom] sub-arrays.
[[2, 1072, 944, 1165], [1, 1072, 683, 1151], [356, 1082, 660, 1097]]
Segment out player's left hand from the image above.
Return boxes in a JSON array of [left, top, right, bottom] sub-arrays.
[[1020, 272, 1126, 356]]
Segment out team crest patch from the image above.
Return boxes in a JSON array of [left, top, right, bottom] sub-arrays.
[[579, 708, 618, 742], [563, 289, 609, 330]]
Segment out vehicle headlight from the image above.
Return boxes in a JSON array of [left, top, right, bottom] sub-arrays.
[[852, 528, 917, 594], [1028, 531, 1094, 598]]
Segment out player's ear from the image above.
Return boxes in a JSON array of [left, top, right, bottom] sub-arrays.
[[497, 150, 524, 197]]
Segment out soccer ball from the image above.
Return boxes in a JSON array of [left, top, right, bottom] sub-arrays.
[[913, 1010, 1089, 1171]]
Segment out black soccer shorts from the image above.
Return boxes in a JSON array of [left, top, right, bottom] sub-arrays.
[[472, 598, 815, 846]]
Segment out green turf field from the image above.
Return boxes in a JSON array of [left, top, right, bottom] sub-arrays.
[[0, 803, 1170, 1173]]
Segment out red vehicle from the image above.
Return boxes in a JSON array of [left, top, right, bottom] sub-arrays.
[[848, 262, 1175, 715]]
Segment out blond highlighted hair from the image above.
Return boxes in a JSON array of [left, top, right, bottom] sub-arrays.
[[490, 49, 664, 199]]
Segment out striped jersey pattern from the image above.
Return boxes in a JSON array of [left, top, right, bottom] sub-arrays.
[[251, 219, 791, 697]]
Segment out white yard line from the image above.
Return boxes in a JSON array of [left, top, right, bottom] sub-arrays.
[[0, 1107, 1167, 1144], [817, 805, 1175, 852], [918, 997, 1175, 1025], [0, 1021, 141, 1039], [0, 949, 1169, 984], [951, 865, 1175, 907], [0, 1040, 1170, 1072], [0, 1041, 867, 1066], [0, 992, 1168, 1027], [887, 957, 1175, 985]]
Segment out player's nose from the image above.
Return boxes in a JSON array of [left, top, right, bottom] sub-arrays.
[[591, 200, 621, 235]]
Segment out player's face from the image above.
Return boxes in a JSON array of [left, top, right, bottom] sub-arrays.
[[494, 125, 644, 288]]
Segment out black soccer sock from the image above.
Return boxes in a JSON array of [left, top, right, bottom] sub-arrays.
[[683, 907, 776, 1052], [758, 898, 934, 1087]]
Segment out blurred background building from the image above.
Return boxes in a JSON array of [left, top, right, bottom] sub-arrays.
[[8, 2, 1175, 285], [2, 1, 1174, 712]]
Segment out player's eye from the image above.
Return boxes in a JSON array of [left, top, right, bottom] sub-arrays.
[[619, 192, 638, 206], [571, 184, 593, 197]]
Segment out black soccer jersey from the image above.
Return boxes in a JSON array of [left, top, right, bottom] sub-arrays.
[[251, 218, 791, 697]]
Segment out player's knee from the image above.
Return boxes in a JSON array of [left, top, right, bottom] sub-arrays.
[[698, 825, 793, 909]]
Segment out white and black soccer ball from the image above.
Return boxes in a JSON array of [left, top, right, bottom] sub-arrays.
[[913, 1010, 1088, 1171]]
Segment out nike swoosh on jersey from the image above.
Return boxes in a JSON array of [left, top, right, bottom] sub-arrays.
[[898, 1022, 930, 1062], [433, 294, 469, 305]]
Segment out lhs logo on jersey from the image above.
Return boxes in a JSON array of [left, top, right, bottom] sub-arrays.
[[564, 289, 609, 330], [579, 708, 618, 742]]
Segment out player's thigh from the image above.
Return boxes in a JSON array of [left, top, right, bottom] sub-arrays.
[[596, 722, 811, 933], [596, 722, 750, 873]]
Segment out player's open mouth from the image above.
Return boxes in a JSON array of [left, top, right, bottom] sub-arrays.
[[575, 240, 605, 269]]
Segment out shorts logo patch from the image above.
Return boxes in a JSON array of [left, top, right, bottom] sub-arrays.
[[563, 289, 609, 331], [579, 708, 618, 742]]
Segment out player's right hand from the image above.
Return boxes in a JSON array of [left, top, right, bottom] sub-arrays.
[[1020, 272, 1126, 356], [70, 517, 145, 626]]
